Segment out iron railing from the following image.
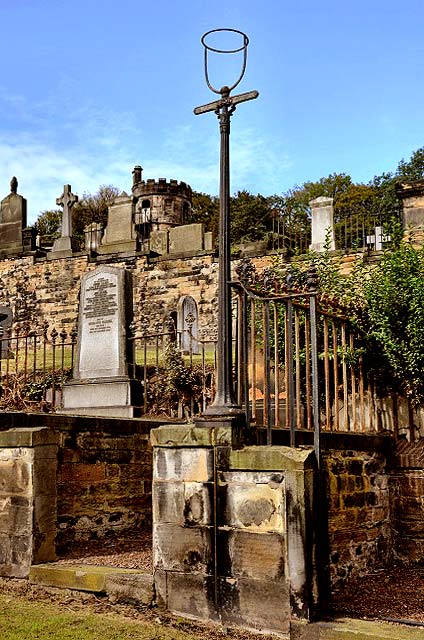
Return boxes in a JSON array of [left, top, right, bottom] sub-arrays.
[[231, 261, 415, 447]]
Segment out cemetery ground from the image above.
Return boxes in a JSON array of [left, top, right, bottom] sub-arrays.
[[0, 569, 423, 640]]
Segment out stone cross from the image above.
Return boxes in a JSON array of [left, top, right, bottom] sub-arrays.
[[56, 184, 78, 238]]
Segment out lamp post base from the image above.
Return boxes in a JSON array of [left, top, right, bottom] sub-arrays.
[[193, 412, 246, 447]]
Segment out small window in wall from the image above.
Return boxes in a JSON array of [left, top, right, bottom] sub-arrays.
[[182, 202, 190, 224], [177, 296, 199, 354], [135, 199, 152, 240]]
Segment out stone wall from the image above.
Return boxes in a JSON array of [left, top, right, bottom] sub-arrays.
[[55, 419, 152, 552], [0, 246, 363, 340], [389, 439, 424, 563], [0, 414, 154, 568], [323, 448, 391, 588]]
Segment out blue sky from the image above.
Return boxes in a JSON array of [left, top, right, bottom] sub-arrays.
[[0, 0, 423, 223]]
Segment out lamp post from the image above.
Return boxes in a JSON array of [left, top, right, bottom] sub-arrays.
[[194, 29, 259, 418]]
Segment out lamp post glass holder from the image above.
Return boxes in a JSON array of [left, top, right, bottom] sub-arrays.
[[201, 28, 249, 96], [194, 28, 259, 418]]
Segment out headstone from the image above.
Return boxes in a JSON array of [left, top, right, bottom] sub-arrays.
[[178, 295, 199, 354], [84, 222, 103, 255], [47, 184, 79, 259], [204, 231, 213, 251], [0, 307, 12, 358], [366, 226, 391, 251], [98, 192, 138, 254], [168, 223, 204, 254], [61, 265, 141, 417], [150, 229, 169, 255], [309, 196, 335, 252], [0, 177, 27, 255]]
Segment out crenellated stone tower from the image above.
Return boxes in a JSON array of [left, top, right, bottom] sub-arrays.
[[131, 165, 192, 230]]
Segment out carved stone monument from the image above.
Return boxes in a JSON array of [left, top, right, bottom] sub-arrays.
[[309, 196, 335, 252], [47, 184, 78, 259], [98, 192, 138, 255], [0, 177, 27, 255], [0, 306, 12, 358], [61, 265, 141, 416]]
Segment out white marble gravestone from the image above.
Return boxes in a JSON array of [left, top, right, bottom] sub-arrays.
[[61, 265, 140, 417]]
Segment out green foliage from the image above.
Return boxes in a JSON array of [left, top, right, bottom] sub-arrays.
[[363, 241, 424, 402], [34, 209, 62, 239], [271, 231, 424, 405], [146, 342, 211, 416]]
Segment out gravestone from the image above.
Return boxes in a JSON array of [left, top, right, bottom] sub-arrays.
[[178, 295, 199, 354], [168, 223, 204, 254], [0, 306, 12, 358], [0, 177, 27, 255], [98, 192, 138, 254], [61, 265, 141, 416], [150, 229, 169, 255], [309, 196, 335, 252], [47, 184, 78, 259]]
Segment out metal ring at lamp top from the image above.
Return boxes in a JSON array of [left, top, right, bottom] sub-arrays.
[[201, 28, 249, 95]]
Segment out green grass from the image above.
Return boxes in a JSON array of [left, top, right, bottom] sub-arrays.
[[0, 594, 202, 640]]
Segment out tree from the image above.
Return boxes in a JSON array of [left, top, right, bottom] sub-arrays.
[[72, 185, 120, 243], [190, 191, 219, 238], [396, 147, 424, 181], [34, 209, 62, 238], [230, 190, 272, 245]]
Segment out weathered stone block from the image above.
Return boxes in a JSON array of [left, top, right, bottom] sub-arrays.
[[220, 473, 285, 531], [153, 448, 213, 482], [153, 481, 212, 526], [153, 523, 213, 573], [218, 529, 286, 581], [0, 454, 32, 494], [220, 576, 290, 634], [105, 572, 154, 605], [166, 572, 216, 620], [169, 223, 204, 254], [0, 496, 32, 535]]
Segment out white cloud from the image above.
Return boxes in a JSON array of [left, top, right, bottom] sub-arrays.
[[0, 88, 292, 224]]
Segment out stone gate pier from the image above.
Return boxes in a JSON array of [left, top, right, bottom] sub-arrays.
[[151, 423, 318, 636]]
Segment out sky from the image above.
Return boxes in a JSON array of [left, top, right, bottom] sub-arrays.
[[0, 0, 423, 223]]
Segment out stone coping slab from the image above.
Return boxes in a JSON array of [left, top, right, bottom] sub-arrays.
[[0, 426, 59, 448], [29, 563, 153, 598], [151, 422, 235, 447], [229, 445, 316, 472]]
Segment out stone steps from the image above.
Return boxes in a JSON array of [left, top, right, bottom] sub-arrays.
[[29, 563, 154, 604]]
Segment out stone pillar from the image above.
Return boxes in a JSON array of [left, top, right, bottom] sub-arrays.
[[396, 180, 424, 245], [309, 196, 335, 252], [0, 427, 59, 577], [151, 423, 222, 621], [151, 423, 318, 635]]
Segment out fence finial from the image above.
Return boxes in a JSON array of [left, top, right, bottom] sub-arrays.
[[307, 263, 319, 293]]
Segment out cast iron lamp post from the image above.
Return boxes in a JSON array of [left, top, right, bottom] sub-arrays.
[[194, 28, 259, 417]]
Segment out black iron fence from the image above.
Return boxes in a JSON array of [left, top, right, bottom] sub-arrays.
[[0, 282, 417, 444], [0, 322, 217, 416], [231, 261, 417, 446]]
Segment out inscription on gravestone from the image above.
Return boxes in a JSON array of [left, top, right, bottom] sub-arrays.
[[75, 266, 131, 380], [84, 277, 118, 335]]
